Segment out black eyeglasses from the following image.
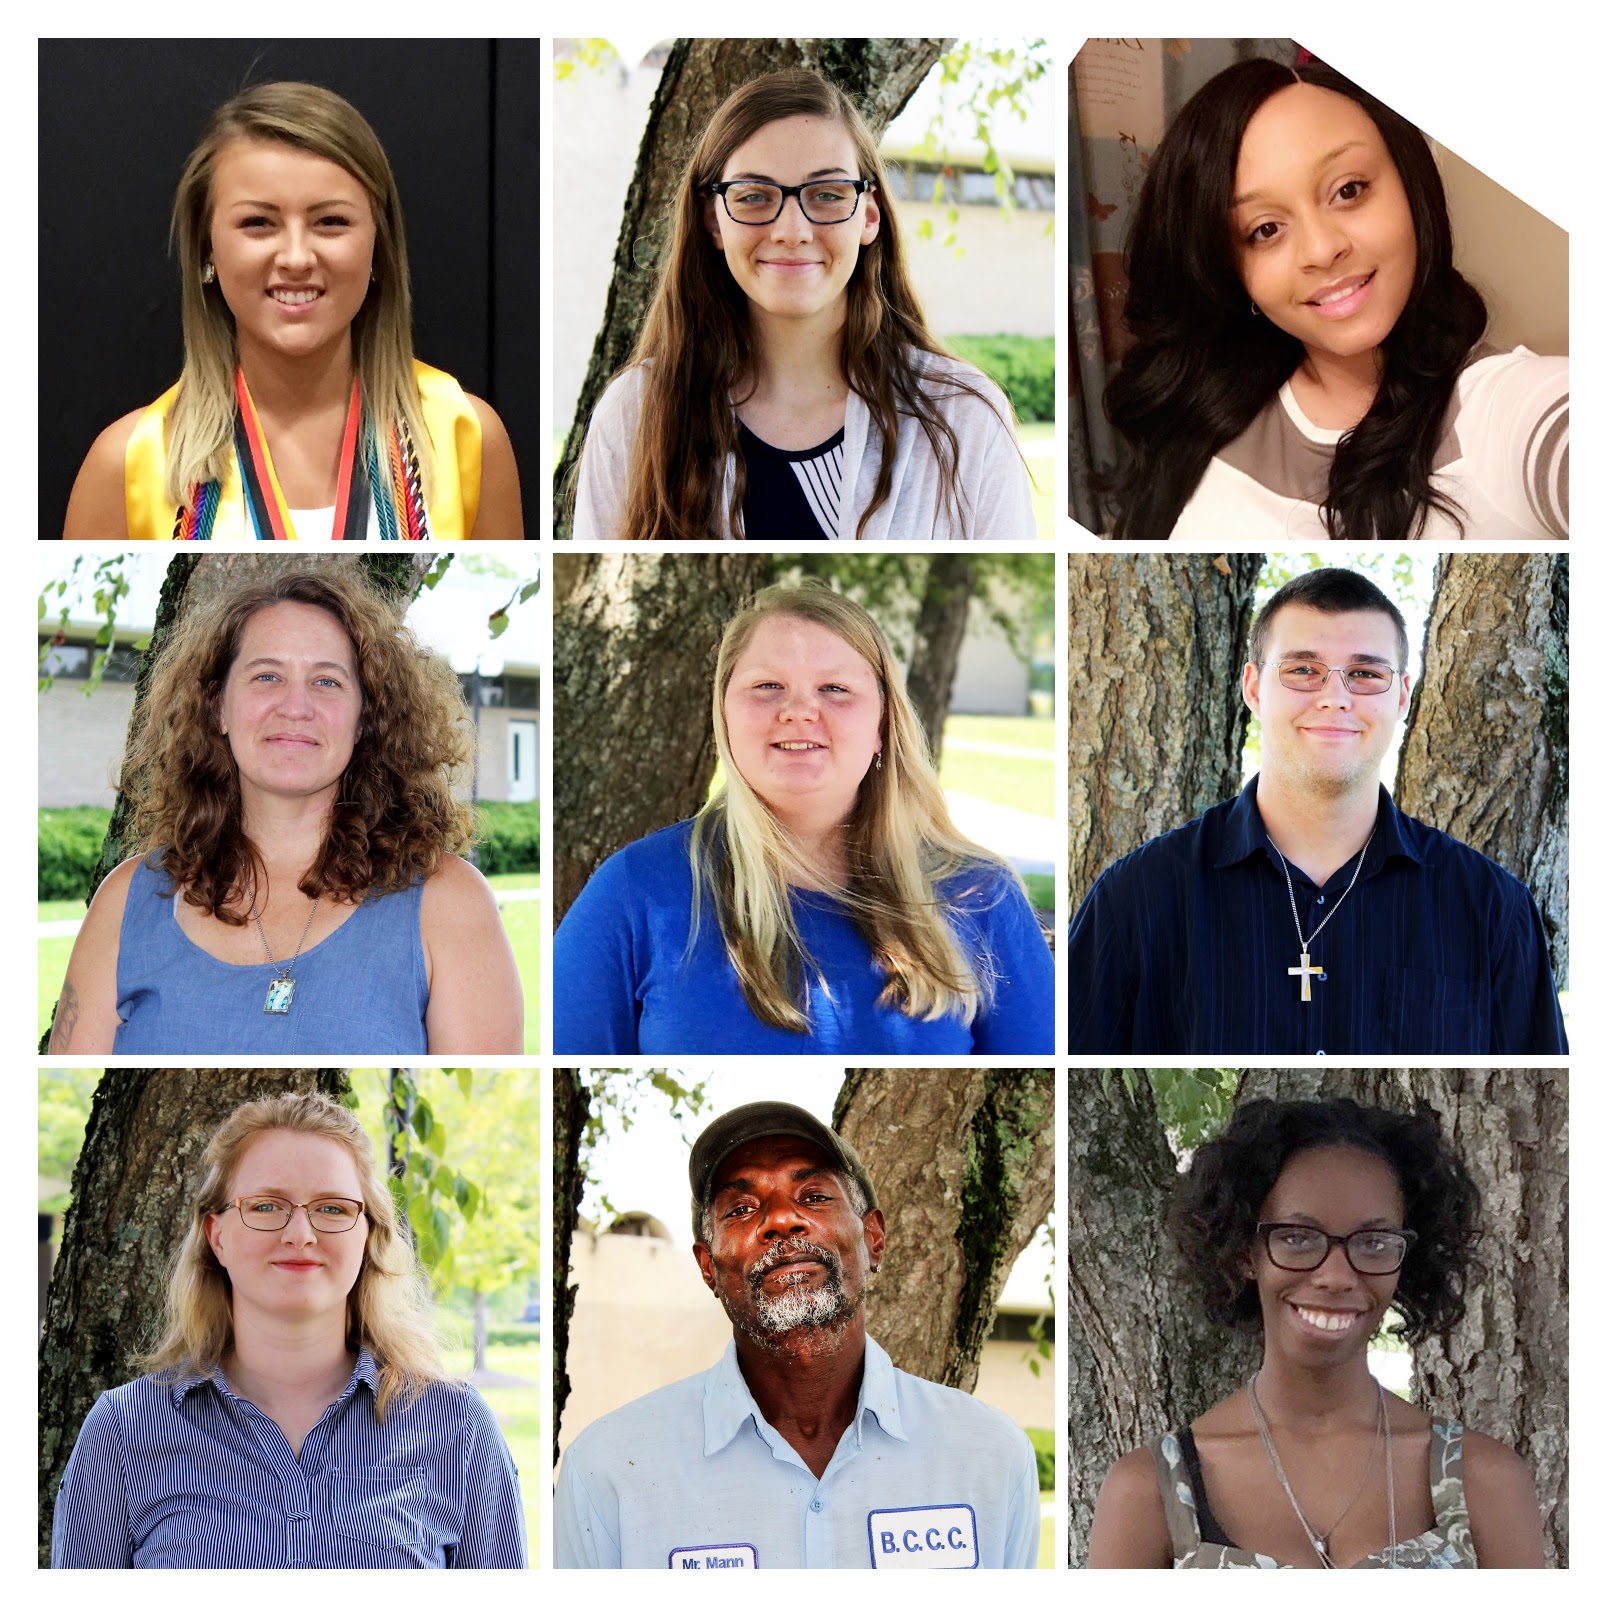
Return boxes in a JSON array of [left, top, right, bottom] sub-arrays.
[[1265, 660, 1398, 695], [224, 1195, 366, 1233], [707, 178, 874, 226], [1257, 1222, 1416, 1275]]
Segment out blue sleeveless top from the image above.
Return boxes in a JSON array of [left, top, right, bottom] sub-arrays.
[[113, 858, 430, 1054]]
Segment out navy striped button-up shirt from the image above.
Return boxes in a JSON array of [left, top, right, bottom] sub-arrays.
[[1067, 779, 1566, 1055], [51, 1348, 525, 1568]]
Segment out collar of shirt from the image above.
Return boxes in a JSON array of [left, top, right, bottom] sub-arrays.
[[702, 1335, 909, 1467], [1214, 777, 1427, 882], [170, 1345, 378, 1408]]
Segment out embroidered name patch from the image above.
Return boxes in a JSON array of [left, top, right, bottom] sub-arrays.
[[669, 1543, 758, 1570], [866, 1505, 979, 1569]]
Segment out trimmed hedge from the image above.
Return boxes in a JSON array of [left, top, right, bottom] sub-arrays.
[[947, 334, 1054, 423], [39, 800, 539, 899], [39, 807, 112, 901]]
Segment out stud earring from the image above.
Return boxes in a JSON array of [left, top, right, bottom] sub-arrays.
[[201, 262, 216, 285]]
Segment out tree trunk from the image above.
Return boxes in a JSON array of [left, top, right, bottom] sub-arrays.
[[1068, 553, 1262, 907], [1238, 1067, 1568, 1568], [473, 1288, 488, 1374], [551, 551, 768, 923], [551, 1065, 587, 1457], [834, 1068, 1053, 1393], [1395, 554, 1568, 985], [904, 554, 974, 763], [554, 36, 953, 534], [38, 1067, 348, 1565], [1063, 1070, 1258, 1564]]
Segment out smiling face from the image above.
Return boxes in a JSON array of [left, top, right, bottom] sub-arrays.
[[1231, 84, 1418, 368], [216, 600, 362, 814], [722, 613, 884, 830], [705, 114, 880, 327], [1243, 603, 1409, 801], [208, 138, 376, 368], [1251, 1143, 1407, 1363], [204, 1129, 369, 1332], [694, 1136, 884, 1342]]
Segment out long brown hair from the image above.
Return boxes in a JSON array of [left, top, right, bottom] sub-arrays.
[[611, 69, 1007, 539], [123, 563, 474, 920]]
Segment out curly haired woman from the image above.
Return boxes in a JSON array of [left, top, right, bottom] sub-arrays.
[[48, 565, 521, 1054], [1089, 1098, 1544, 1568]]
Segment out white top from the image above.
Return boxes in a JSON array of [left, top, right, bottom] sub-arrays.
[[1170, 345, 1568, 543], [286, 501, 383, 541], [573, 350, 1034, 540]]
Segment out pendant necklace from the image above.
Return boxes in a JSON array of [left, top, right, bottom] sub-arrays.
[[253, 894, 321, 1015], [1248, 1372, 1396, 1568], [1267, 827, 1375, 1003]]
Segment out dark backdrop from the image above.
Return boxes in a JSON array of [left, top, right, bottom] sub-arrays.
[[39, 38, 539, 537]]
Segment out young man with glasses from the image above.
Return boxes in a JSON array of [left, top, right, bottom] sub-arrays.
[[1067, 567, 1565, 1053]]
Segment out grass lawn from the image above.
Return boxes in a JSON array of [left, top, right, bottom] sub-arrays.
[[1039, 1497, 1055, 1568], [440, 1342, 539, 1552], [946, 712, 1055, 754], [1021, 872, 1054, 916], [939, 745, 1053, 818], [1018, 420, 1055, 541], [37, 873, 541, 1053]]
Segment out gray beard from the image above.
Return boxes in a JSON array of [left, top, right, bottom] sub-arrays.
[[739, 1238, 857, 1334]]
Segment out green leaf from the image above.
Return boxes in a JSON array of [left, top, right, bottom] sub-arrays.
[[488, 609, 510, 640], [431, 1206, 452, 1258], [425, 1116, 447, 1158], [456, 1068, 473, 1098], [412, 1098, 434, 1145]]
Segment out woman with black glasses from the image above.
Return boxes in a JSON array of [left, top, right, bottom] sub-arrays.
[[570, 66, 1032, 539], [1089, 1098, 1544, 1567]]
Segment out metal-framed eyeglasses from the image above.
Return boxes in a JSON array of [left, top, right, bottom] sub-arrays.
[[1265, 659, 1398, 695], [707, 177, 874, 226], [1256, 1221, 1416, 1275], [222, 1195, 366, 1233]]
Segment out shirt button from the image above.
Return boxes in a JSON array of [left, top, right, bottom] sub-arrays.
[[1316, 895, 1325, 904], [1316, 1049, 1326, 1057], [811, 1498, 823, 1512]]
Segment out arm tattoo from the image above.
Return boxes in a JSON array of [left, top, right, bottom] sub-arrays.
[[49, 979, 81, 1053]]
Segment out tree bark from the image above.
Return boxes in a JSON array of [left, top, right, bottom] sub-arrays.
[[1238, 1067, 1568, 1568], [38, 1067, 348, 1565], [551, 1065, 587, 1457], [1063, 1070, 1258, 1564], [551, 551, 768, 922], [904, 554, 975, 763], [1068, 553, 1263, 907], [554, 36, 953, 534], [834, 1067, 1053, 1393], [1395, 554, 1568, 985]]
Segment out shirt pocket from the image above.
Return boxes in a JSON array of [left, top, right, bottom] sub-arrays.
[[316, 1468, 430, 1560], [1380, 967, 1485, 1051]]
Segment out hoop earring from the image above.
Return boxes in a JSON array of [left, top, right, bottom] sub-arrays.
[[1249, 300, 1261, 317], [201, 262, 216, 285]]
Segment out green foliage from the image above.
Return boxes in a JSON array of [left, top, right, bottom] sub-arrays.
[[1025, 1426, 1055, 1491], [1146, 1069, 1238, 1151], [582, 1069, 710, 1227], [946, 335, 1053, 422], [553, 37, 618, 80], [1020, 872, 1053, 914], [474, 801, 541, 875], [39, 555, 136, 696], [38, 808, 114, 901], [38, 1069, 103, 1208]]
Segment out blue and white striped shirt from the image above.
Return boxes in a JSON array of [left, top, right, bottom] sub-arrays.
[[51, 1348, 525, 1569]]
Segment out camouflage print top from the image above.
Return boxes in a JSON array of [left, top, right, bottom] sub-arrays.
[[1149, 1417, 1478, 1569]]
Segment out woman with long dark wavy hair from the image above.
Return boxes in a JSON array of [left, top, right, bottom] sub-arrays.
[[571, 68, 1033, 540], [48, 566, 522, 1054], [1088, 1098, 1545, 1567], [1105, 59, 1567, 541]]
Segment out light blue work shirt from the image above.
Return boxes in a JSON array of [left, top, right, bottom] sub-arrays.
[[554, 1336, 1039, 1569]]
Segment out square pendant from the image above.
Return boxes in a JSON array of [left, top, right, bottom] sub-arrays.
[[264, 976, 295, 1015]]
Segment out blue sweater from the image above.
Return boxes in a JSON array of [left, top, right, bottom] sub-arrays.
[[553, 822, 1053, 1054]]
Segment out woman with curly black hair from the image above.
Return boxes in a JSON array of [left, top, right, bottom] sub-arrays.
[[1089, 1098, 1544, 1567], [1105, 59, 1567, 540]]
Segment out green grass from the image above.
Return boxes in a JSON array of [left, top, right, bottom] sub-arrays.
[[946, 713, 1055, 753], [40, 898, 86, 924], [440, 1342, 539, 1553], [1039, 1498, 1054, 1568], [1019, 420, 1055, 541], [37, 875, 541, 1055], [1022, 873, 1054, 915], [939, 745, 1053, 818]]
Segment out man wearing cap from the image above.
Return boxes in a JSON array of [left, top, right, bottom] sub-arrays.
[[554, 1100, 1040, 1569]]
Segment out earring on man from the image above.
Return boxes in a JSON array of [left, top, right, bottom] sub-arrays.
[[201, 262, 216, 285]]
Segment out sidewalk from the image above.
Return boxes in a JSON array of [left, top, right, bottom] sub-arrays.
[[944, 792, 1056, 879]]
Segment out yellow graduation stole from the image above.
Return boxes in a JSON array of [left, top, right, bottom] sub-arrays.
[[123, 360, 481, 540]]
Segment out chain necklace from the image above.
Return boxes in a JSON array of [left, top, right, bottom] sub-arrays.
[[1248, 1372, 1397, 1568], [1267, 827, 1375, 1003], [253, 894, 321, 1015]]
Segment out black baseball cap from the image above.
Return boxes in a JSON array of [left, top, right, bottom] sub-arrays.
[[689, 1101, 878, 1239]]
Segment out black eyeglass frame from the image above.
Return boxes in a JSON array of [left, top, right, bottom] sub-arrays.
[[1255, 1221, 1417, 1275], [706, 177, 875, 226], [221, 1194, 368, 1233], [1260, 659, 1400, 696]]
